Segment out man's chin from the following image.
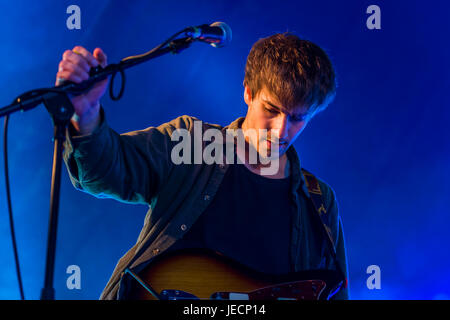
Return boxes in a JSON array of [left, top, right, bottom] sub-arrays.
[[258, 147, 286, 161]]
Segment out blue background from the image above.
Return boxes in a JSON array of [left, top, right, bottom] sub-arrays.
[[0, 0, 449, 300]]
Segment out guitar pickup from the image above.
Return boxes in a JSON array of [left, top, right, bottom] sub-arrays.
[[160, 289, 199, 300], [210, 292, 250, 300]]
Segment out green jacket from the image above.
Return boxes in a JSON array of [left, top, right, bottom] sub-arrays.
[[63, 108, 349, 300]]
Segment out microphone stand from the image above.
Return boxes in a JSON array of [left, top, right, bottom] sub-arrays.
[[0, 36, 194, 300]]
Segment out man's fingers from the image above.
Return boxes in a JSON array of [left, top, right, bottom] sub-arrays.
[[56, 70, 83, 85], [58, 60, 89, 81], [57, 46, 108, 87], [72, 45, 99, 68], [63, 50, 90, 72]]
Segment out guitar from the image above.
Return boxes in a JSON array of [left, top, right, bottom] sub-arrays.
[[125, 248, 344, 300]]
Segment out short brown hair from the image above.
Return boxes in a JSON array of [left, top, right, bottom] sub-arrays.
[[244, 33, 336, 116]]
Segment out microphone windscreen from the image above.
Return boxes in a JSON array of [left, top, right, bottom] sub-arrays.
[[210, 22, 232, 48]]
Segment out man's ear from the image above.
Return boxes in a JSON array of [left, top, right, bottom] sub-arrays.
[[244, 85, 252, 105]]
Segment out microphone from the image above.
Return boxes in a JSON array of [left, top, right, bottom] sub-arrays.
[[185, 22, 232, 48]]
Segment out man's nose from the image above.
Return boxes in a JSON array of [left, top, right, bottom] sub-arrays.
[[273, 114, 289, 141]]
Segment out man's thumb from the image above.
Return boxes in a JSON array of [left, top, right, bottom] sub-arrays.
[[93, 48, 107, 68]]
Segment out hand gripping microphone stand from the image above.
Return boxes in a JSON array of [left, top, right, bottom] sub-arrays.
[[0, 29, 203, 300]]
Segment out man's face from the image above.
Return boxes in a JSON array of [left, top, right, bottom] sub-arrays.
[[242, 86, 311, 158]]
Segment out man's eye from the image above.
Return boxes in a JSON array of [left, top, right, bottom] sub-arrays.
[[264, 107, 277, 114]]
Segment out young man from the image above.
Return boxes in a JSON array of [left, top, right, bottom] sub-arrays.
[[57, 33, 349, 300]]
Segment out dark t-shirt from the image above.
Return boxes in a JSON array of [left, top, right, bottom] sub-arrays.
[[167, 162, 294, 275]]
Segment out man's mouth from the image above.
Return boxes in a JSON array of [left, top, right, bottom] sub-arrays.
[[266, 140, 287, 148]]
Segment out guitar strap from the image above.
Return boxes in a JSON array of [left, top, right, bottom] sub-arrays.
[[301, 169, 348, 289]]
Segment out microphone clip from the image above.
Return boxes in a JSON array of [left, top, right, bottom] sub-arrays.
[[168, 37, 194, 54]]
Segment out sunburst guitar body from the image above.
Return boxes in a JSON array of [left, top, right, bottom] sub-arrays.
[[125, 248, 343, 300]]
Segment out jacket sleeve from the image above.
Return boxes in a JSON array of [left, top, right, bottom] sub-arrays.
[[331, 215, 350, 300], [63, 107, 193, 204], [326, 187, 350, 300]]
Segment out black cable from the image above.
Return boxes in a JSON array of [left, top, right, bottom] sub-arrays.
[[12, 29, 190, 106], [108, 28, 189, 102], [3, 114, 25, 300], [109, 66, 125, 101]]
